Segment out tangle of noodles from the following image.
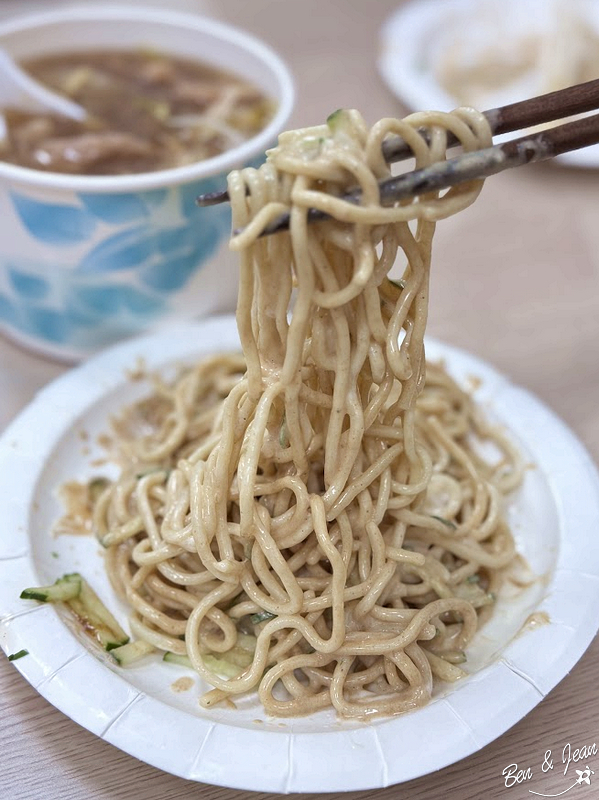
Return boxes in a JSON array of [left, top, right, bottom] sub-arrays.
[[94, 108, 523, 719]]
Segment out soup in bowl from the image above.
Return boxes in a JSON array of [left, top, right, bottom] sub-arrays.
[[1, 48, 276, 176], [0, 5, 294, 360]]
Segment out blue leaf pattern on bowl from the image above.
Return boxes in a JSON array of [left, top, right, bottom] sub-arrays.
[[22, 305, 70, 343], [141, 249, 204, 292], [0, 293, 18, 326], [8, 268, 50, 300], [140, 188, 169, 209], [180, 180, 208, 221], [10, 191, 96, 245], [79, 192, 149, 224], [3, 166, 249, 352], [77, 224, 156, 273], [155, 224, 196, 255], [72, 284, 164, 316], [63, 305, 100, 329]]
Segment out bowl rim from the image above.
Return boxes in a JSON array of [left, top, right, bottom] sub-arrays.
[[0, 4, 295, 193]]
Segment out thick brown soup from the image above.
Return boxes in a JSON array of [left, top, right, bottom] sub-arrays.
[[0, 49, 275, 175]]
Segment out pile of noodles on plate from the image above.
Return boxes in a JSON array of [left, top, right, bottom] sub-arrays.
[[89, 107, 522, 719]]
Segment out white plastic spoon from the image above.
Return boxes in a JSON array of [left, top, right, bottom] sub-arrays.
[[0, 47, 86, 138]]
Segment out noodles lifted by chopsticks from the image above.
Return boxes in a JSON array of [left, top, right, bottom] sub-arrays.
[[96, 107, 522, 719]]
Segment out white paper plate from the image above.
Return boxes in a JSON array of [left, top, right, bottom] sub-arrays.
[[378, 0, 599, 169], [1, 315, 599, 792]]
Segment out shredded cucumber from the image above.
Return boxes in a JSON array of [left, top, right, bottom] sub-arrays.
[[250, 610, 276, 625], [163, 652, 193, 668], [111, 640, 155, 666], [454, 582, 495, 608], [77, 580, 128, 647], [164, 633, 257, 677], [203, 655, 245, 678], [20, 573, 81, 603], [431, 515, 457, 530], [326, 108, 349, 132], [20, 572, 128, 651], [8, 649, 29, 661], [164, 651, 242, 677]]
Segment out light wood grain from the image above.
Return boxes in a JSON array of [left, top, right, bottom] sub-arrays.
[[1, 1, 598, 799]]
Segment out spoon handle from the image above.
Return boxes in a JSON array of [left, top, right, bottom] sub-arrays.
[[0, 48, 86, 122]]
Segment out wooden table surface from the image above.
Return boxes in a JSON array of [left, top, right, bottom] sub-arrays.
[[1, 1, 598, 798]]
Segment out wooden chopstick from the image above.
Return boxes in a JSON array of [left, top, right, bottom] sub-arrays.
[[195, 78, 599, 231], [380, 76, 599, 163], [255, 112, 599, 236]]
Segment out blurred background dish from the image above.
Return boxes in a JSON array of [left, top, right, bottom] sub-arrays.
[[0, 5, 294, 361], [378, 0, 599, 168]]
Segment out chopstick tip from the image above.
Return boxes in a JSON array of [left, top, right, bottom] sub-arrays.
[[196, 189, 230, 207]]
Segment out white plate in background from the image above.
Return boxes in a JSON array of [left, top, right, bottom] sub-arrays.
[[1, 315, 599, 791], [378, 0, 599, 169]]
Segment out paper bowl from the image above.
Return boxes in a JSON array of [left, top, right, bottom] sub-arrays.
[[0, 6, 294, 361]]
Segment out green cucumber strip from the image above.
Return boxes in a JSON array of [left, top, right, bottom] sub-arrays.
[[250, 611, 276, 624], [20, 573, 128, 651], [111, 640, 154, 666], [20, 573, 82, 603], [431, 515, 457, 530], [444, 649, 467, 665], [67, 595, 128, 650], [326, 108, 347, 131], [77, 579, 129, 642], [8, 649, 29, 661], [202, 654, 244, 678], [164, 652, 193, 668], [164, 647, 252, 677], [454, 582, 495, 608]]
